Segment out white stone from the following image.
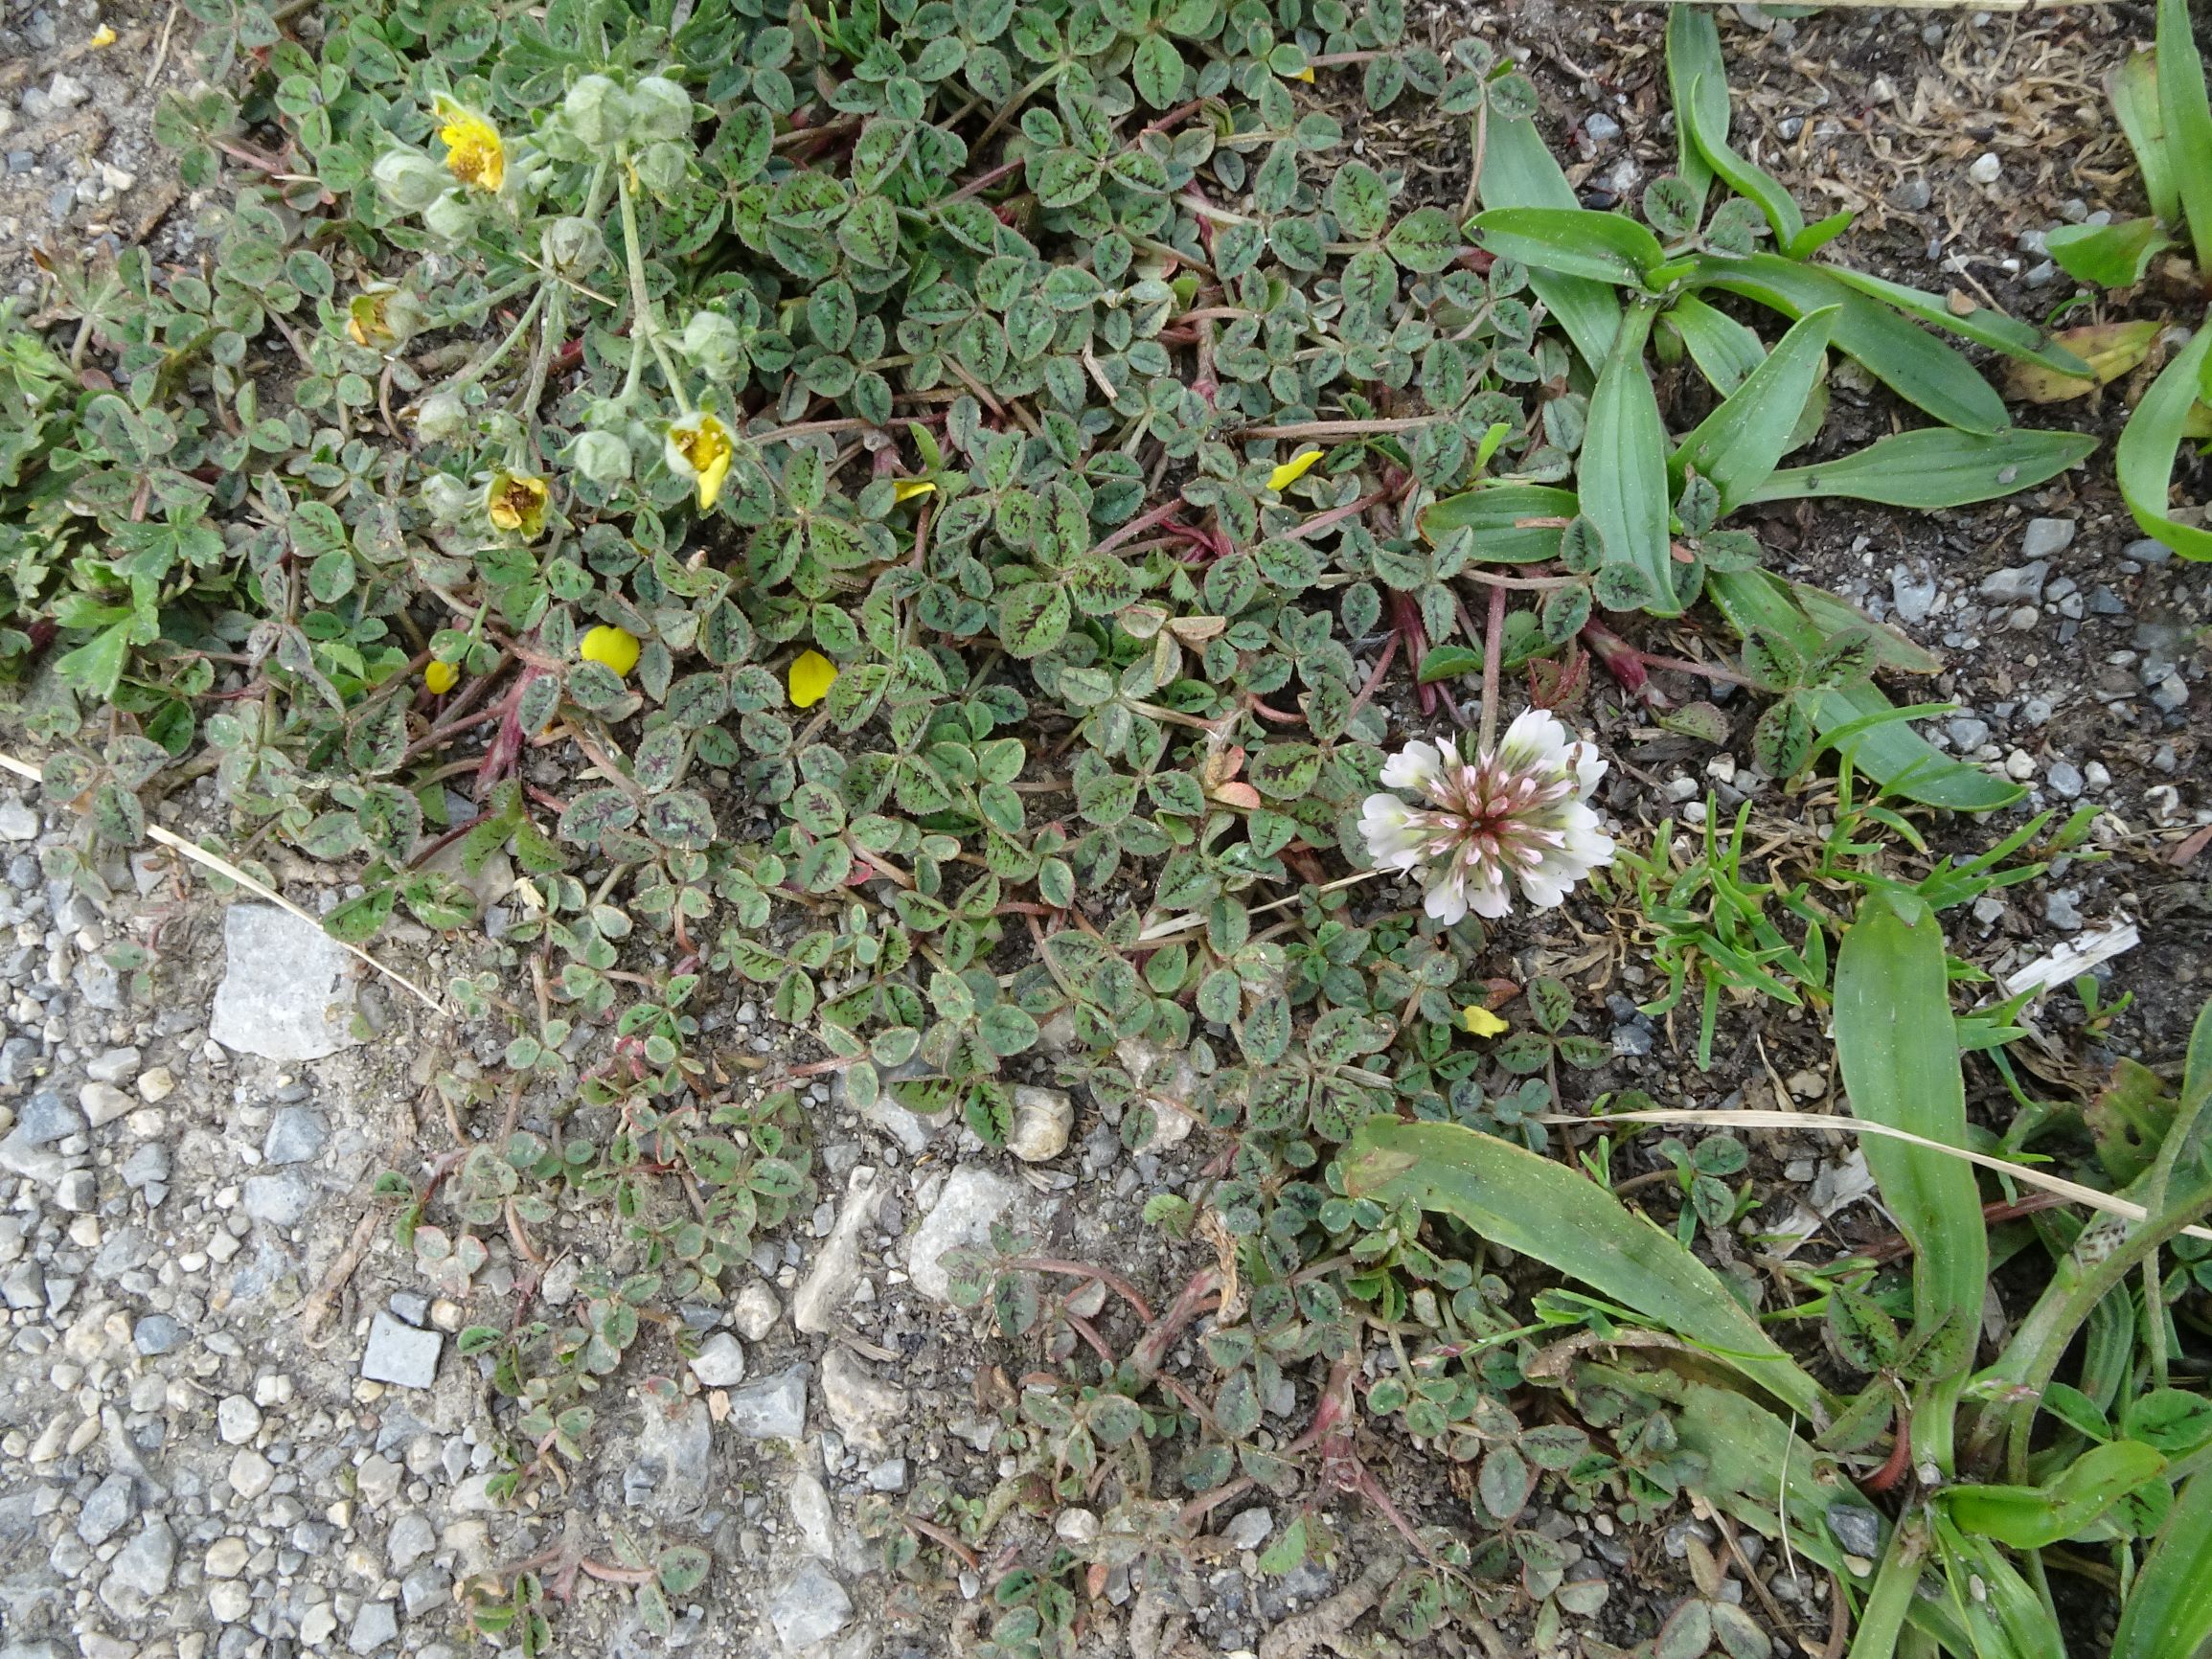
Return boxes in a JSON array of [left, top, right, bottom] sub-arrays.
[[208, 904, 359, 1060], [820, 1347, 905, 1457], [731, 1283, 781, 1341], [792, 1166, 883, 1333], [688, 1331, 746, 1388], [217, 1395, 262, 1444], [1006, 1085, 1072, 1162], [907, 1166, 1020, 1302]]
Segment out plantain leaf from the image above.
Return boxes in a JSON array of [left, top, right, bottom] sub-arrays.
[[2114, 318, 2212, 560], [2112, 1471, 2212, 1659], [1476, 115, 1621, 367], [1742, 426, 2097, 510], [1666, 293, 1766, 396], [1941, 1440, 2166, 1550], [1688, 253, 2010, 436], [1819, 266, 2090, 377], [2044, 217, 2174, 289], [1670, 307, 1836, 510], [2110, 46, 2179, 229], [2157, 0, 2212, 273], [1416, 483, 1577, 562], [1666, 9, 1802, 252], [1582, 304, 1676, 616], [1467, 206, 1669, 287], [1343, 1118, 1825, 1416]]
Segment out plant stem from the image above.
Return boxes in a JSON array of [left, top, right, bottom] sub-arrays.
[[1477, 581, 1505, 753], [1242, 418, 1433, 438]]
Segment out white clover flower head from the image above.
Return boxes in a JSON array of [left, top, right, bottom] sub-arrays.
[[1358, 710, 1615, 925]]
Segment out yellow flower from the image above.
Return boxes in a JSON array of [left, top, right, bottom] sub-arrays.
[[1267, 447, 1323, 491], [787, 649, 838, 709], [1462, 1004, 1509, 1037], [893, 478, 937, 502], [424, 659, 460, 694], [581, 625, 641, 678], [437, 103, 505, 193], [348, 291, 394, 348], [664, 412, 735, 511], [486, 470, 550, 538]]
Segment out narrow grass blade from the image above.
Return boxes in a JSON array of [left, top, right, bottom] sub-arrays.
[[2114, 320, 2212, 560], [1705, 572, 2024, 811], [2157, 0, 2212, 274], [1741, 427, 2098, 510], [1343, 1117, 1824, 1417], [1836, 891, 1987, 1363], [2112, 1470, 2212, 1659], [1690, 254, 2010, 436], [1820, 266, 2089, 377], [1477, 115, 1621, 367], [1584, 303, 1677, 616], [1671, 307, 1836, 509], [2110, 48, 2178, 229], [1415, 483, 1577, 561]]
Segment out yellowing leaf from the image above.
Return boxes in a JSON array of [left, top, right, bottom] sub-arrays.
[[2003, 320, 2161, 404], [1463, 1005, 1509, 1037], [1267, 447, 1324, 491], [894, 478, 937, 502], [788, 648, 838, 709], [580, 625, 641, 678]]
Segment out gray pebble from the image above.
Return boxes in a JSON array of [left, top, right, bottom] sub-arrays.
[[242, 1170, 313, 1227], [134, 1313, 186, 1354], [262, 1106, 328, 1166], [15, 1089, 82, 1147], [2045, 761, 2084, 800], [361, 1312, 443, 1389], [77, 1473, 137, 1546]]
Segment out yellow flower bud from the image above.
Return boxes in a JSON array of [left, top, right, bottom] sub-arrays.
[[1266, 447, 1323, 490], [486, 470, 551, 539], [1462, 1004, 1508, 1037], [893, 478, 937, 502], [787, 649, 838, 709], [424, 659, 460, 694], [581, 625, 641, 678]]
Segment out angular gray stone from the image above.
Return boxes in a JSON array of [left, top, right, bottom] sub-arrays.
[[2020, 517, 2076, 560], [732, 1283, 781, 1341], [15, 1091, 82, 1147], [262, 1106, 328, 1166], [99, 1519, 175, 1618], [208, 903, 359, 1060], [133, 1313, 186, 1355], [242, 1170, 313, 1228], [360, 1312, 442, 1390], [626, 1398, 712, 1519], [78, 1473, 137, 1545], [793, 1166, 882, 1334], [821, 1347, 905, 1458], [1947, 716, 1991, 752], [1977, 561, 2048, 604], [2045, 760, 2084, 800], [0, 1130, 67, 1186], [349, 1600, 399, 1654], [908, 1166, 1019, 1302], [766, 1558, 852, 1649], [1889, 565, 1938, 625], [724, 1364, 808, 1442], [386, 1512, 436, 1573], [80, 1081, 134, 1127]]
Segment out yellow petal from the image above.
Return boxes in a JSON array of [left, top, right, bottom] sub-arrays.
[[696, 443, 732, 510], [580, 625, 641, 678], [1290, 66, 1314, 81], [1266, 447, 1323, 491], [893, 478, 937, 502], [787, 648, 838, 709], [1462, 1005, 1509, 1037], [89, 23, 116, 45], [424, 659, 460, 694]]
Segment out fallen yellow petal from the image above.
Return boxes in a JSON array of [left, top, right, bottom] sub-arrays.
[[424, 659, 460, 694], [787, 649, 838, 709], [89, 23, 116, 45], [580, 625, 641, 678], [1462, 1005, 1509, 1037], [893, 478, 937, 502], [1290, 66, 1314, 81], [1266, 447, 1323, 491]]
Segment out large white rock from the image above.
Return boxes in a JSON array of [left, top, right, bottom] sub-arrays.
[[208, 904, 359, 1060], [907, 1166, 1019, 1302]]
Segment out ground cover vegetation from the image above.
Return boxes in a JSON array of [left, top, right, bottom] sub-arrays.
[[4, 0, 2212, 1651]]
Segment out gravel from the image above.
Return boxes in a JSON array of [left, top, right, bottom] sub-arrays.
[[360, 1313, 444, 1389]]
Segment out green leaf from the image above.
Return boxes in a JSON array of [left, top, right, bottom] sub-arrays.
[[2114, 319, 2212, 560], [2111, 45, 2178, 228], [2157, 0, 2212, 273], [1705, 570, 2022, 811], [1742, 426, 2098, 510], [1820, 266, 2091, 377], [1667, 9, 1803, 252], [1667, 293, 1766, 396], [2042, 217, 2173, 289], [1942, 1440, 2166, 1550], [2112, 1471, 2212, 1659], [1688, 253, 2010, 436], [1383, 207, 1463, 272], [1476, 116, 1620, 366], [1836, 890, 1986, 1470], [1467, 206, 1667, 287], [1670, 307, 1836, 510], [1581, 304, 1676, 616], [1416, 484, 1577, 562], [1342, 1118, 1823, 1416]]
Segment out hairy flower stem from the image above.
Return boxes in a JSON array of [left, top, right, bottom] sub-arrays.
[[615, 158, 689, 411], [1477, 580, 1505, 753]]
